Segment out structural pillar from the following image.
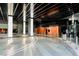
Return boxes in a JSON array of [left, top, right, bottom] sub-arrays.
[[18, 24, 22, 34], [28, 3, 34, 36], [8, 3, 13, 37], [23, 4, 26, 35], [71, 14, 75, 25]]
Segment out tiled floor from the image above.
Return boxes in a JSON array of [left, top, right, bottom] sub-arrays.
[[0, 36, 77, 56]]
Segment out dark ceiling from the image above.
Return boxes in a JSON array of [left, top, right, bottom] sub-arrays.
[[0, 3, 79, 25]]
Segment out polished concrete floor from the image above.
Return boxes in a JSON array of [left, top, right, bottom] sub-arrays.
[[0, 36, 77, 56]]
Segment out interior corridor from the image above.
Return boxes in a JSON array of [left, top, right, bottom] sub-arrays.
[[0, 3, 79, 56]]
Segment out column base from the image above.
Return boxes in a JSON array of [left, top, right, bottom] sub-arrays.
[[22, 35, 28, 37], [29, 35, 34, 37]]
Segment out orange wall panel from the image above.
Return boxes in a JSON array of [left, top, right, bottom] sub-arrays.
[[38, 27, 46, 35], [35, 25, 60, 37], [47, 26, 59, 37], [35, 27, 46, 35]]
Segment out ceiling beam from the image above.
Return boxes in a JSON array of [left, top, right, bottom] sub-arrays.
[[16, 3, 29, 20], [34, 3, 43, 11], [34, 4, 58, 18], [34, 4, 50, 15], [0, 5, 5, 23], [13, 3, 19, 16]]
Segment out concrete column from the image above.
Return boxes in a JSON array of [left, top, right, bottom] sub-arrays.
[[69, 14, 75, 25], [71, 14, 75, 25], [23, 4, 26, 35], [28, 3, 34, 36], [18, 24, 22, 34], [66, 21, 69, 37], [8, 16, 13, 37], [18, 24, 20, 34], [76, 36, 78, 48], [8, 3, 13, 37]]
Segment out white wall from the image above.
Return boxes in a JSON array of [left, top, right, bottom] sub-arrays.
[[0, 23, 17, 29], [0, 24, 8, 29]]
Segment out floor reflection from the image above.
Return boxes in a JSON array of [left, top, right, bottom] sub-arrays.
[[0, 36, 77, 56], [6, 38, 14, 56]]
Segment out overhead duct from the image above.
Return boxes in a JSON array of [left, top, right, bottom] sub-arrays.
[[47, 7, 59, 16]]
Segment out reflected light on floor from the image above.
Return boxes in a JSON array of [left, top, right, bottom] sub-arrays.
[[5, 38, 14, 56], [6, 47, 14, 56], [7, 38, 13, 45]]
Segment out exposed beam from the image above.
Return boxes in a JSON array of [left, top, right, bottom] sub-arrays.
[[34, 3, 43, 11], [16, 3, 29, 20], [34, 4, 50, 14], [16, 10, 23, 19], [0, 6, 5, 22], [13, 3, 19, 15], [34, 4, 58, 17]]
